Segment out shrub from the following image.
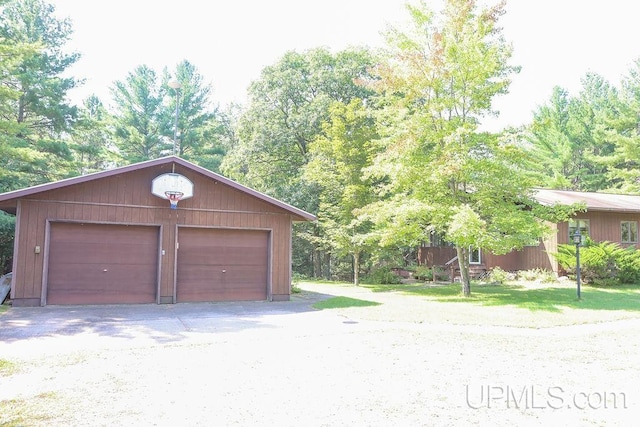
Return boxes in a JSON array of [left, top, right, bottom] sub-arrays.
[[363, 266, 403, 285], [486, 267, 511, 284], [553, 241, 640, 285], [414, 266, 432, 281], [516, 268, 557, 283]]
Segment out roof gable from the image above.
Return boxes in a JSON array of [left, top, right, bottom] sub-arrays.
[[0, 156, 316, 221]]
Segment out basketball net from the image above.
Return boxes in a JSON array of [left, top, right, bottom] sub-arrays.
[[165, 191, 184, 210]]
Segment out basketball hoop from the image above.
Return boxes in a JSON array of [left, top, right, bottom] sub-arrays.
[[165, 191, 184, 210], [151, 172, 193, 209]]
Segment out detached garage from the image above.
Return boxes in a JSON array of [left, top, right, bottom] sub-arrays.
[[0, 156, 315, 307]]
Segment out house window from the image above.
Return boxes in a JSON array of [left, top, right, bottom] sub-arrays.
[[568, 219, 590, 243], [621, 221, 638, 243], [469, 247, 481, 264]]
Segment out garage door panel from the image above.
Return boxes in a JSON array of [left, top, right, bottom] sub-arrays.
[[178, 266, 267, 283], [49, 243, 157, 265], [177, 228, 269, 302], [180, 229, 265, 247], [49, 225, 149, 245], [179, 248, 267, 266], [49, 242, 158, 264], [48, 263, 157, 282], [47, 223, 158, 305], [48, 287, 156, 305], [178, 280, 267, 301]]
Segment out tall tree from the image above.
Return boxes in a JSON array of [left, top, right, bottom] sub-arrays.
[[602, 59, 640, 192], [0, 0, 80, 188], [68, 95, 115, 175], [222, 47, 378, 277], [111, 60, 230, 169], [366, 0, 563, 296], [161, 60, 229, 172], [110, 65, 166, 163], [304, 99, 380, 285], [529, 74, 618, 191], [222, 47, 377, 203]]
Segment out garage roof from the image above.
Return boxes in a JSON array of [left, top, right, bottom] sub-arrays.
[[0, 156, 316, 221], [534, 188, 640, 213]]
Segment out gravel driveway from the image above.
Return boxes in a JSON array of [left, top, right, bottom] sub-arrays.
[[1, 282, 639, 426]]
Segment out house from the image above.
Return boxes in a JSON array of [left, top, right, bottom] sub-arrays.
[[418, 189, 640, 276], [0, 156, 315, 307]]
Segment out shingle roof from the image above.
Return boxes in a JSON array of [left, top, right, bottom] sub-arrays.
[[0, 156, 316, 221], [534, 188, 640, 212]]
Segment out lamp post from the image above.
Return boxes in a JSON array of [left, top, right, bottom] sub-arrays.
[[572, 229, 582, 299], [168, 80, 182, 156]]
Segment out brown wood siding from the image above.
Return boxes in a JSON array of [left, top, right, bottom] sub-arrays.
[[176, 227, 269, 302], [421, 222, 561, 274], [558, 211, 640, 248], [417, 247, 457, 266], [11, 163, 294, 305], [47, 223, 158, 304]]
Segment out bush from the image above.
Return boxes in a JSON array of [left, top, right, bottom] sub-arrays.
[[413, 266, 430, 280], [486, 267, 511, 284], [553, 241, 640, 285], [363, 266, 403, 285], [516, 268, 557, 283]]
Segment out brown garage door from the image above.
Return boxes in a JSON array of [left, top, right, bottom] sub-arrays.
[[47, 223, 159, 305], [177, 228, 269, 302]]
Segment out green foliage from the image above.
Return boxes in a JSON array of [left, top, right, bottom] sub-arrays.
[[516, 269, 557, 283], [362, 0, 567, 296], [0, 212, 15, 274], [528, 76, 617, 192], [486, 267, 511, 284], [414, 265, 448, 282], [602, 59, 640, 193], [553, 241, 640, 285], [304, 99, 381, 284], [109, 60, 228, 166], [413, 266, 432, 281], [223, 47, 378, 279], [362, 266, 403, 285], [0, 0, 80, 187]]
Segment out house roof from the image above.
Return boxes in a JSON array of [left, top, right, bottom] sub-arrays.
[[0, 156, 316, 221], [534, 188, 640, 213]]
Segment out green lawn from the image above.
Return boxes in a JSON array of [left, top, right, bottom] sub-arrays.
[[362, 282, 640, 313], [313, 296, 381, 310], [299, 280, 640, 328]]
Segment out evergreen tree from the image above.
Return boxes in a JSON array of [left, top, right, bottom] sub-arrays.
[[0, 0, 80, 188], [110, 65, 166, 163], [161, 60, 229, 172]]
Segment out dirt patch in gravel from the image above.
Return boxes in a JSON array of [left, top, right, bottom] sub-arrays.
[[1, 282, 639, 426]]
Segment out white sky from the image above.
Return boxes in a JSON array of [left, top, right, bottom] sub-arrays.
[[52, 0, 640, 132]]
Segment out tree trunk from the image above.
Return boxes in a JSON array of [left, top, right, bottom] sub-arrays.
[[313, 249, 322, 278], [456, 246, 471, 297], [323, 252, 331, 280], [353, 251, 360, 286]]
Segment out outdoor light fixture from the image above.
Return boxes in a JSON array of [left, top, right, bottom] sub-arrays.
[[572, 228, 582, 299], [168, 80, 182, 156]]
